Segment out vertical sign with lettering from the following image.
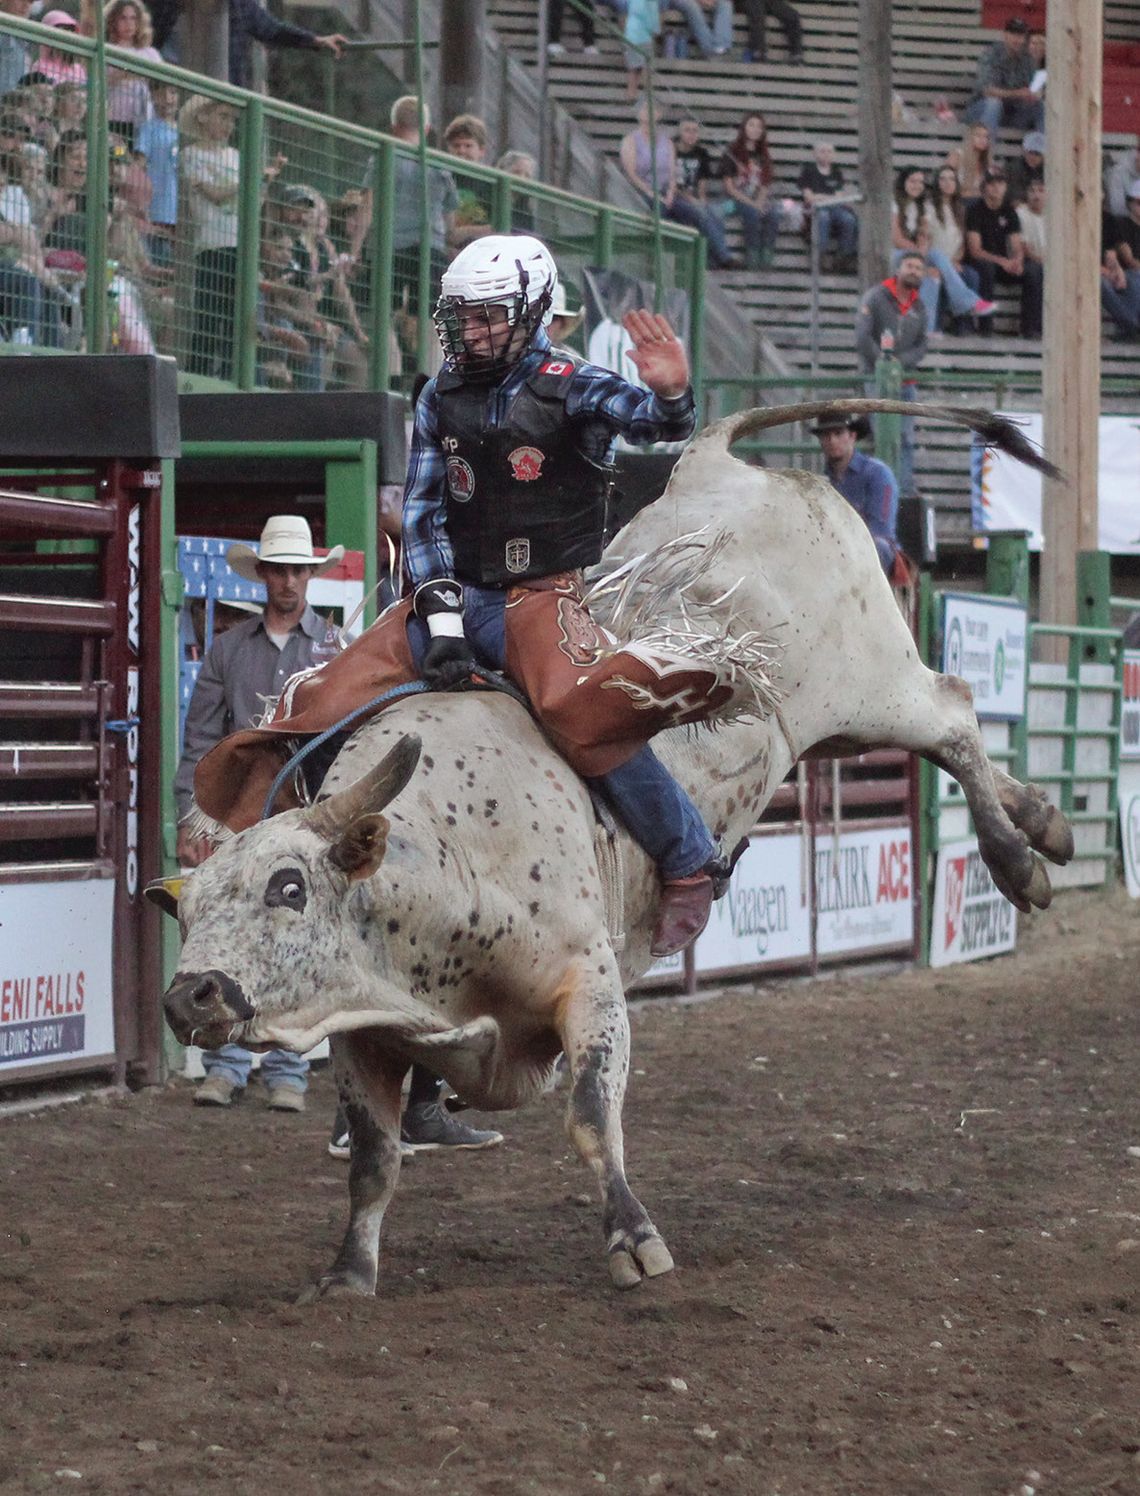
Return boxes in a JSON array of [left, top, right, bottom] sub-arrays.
[[929, 838, 1017, 966]]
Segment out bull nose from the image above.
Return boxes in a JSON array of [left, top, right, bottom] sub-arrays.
[[163, 968, 255, 1044]]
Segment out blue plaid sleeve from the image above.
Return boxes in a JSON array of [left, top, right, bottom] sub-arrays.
[[401, 380, 456, 589], [564, 363, 696, 448]]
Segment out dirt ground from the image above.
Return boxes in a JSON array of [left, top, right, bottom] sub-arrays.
[[1, 887, 1138, 1496]]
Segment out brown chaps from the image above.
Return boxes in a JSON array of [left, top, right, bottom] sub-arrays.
[[194, 573, 732, 834]]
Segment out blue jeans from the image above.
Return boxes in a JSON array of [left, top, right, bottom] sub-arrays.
[[724, 196, 781, 257], [662, 193, 734, 268], [1101, 268, 1140, 335], [666, 0, 733, 54], [202, 1044, 310, 1091], [413, 587, 715, 880], [962, 94, 1044, 135], [891, 248, 981, 330], [813, 203, 859, 257]]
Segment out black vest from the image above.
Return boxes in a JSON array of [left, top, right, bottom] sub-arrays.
[[435, 352, 613, 586]]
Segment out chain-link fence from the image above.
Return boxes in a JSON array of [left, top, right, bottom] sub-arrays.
[[0, 13, 704, 396]]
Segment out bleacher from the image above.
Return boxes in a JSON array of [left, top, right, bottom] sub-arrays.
[[488, 0, 1140, 544]]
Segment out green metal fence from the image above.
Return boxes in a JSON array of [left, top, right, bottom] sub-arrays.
[[0, 15, 703, 395]]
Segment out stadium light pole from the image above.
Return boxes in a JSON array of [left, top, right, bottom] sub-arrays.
[[1040, 0, 1102, 630]]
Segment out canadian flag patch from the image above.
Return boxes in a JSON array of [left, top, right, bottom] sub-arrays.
[[538, 359, 573, 377]]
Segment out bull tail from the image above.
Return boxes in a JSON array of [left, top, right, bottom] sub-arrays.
[[688, 399, 1061, 479]]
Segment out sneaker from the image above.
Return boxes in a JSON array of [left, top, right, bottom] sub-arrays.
[[546, 41, 565, 55], [400, 1100, 504, 1152], [266, 1085, 305, 1112], [328, 1121, 415, 1161], [973, 298, 997, 317], [194, 1072, 238, 1107]]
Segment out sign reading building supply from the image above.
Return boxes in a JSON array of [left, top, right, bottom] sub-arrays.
[[815, 822, 915, 957], [1118, 761, 1140, 899], [695, 832, 811, 975], [1121, 650, 1140, 762], [930, 838, 1017, 967], [0, 880, 115, 1071], [941, 593, 1028, 722]]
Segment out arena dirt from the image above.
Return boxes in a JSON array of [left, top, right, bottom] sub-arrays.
[[1, 885, 1138, 1495]]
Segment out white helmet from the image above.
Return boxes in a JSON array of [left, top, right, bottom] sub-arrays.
[[434, 234, 558, 379]]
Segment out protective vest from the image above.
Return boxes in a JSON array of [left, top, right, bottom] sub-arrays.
[[435, 352, 613, 585]]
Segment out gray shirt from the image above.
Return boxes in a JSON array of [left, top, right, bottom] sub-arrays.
[[970, 39, 1034, 103], [0, 33, 32, 97], [174, 606, 323, 817], [855, 281, 928, 376]]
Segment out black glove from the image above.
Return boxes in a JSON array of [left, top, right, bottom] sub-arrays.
[[422, 633, 478, 690]]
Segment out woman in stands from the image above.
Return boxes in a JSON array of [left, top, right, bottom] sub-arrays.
[[619, 96, 738, 269], [951, 122, 993, 204], [720, 110, 781, 270], [285, 183, 369, 391], [892, 164, 992, 336], [181, 95, 241, 378], [103, 0, 162, 150]]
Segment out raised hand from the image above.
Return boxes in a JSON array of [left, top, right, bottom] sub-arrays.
[[621, 309, 689, 399]]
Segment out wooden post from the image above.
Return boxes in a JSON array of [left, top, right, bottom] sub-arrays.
[[857, 0, 893, 290], [1041, 0, 1102, 628], [440, 0, 487, 128]]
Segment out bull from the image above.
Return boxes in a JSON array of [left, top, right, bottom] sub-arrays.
[[159, 401, 1073, 1297]]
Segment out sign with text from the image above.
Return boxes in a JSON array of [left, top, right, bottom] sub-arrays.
[[815, 823, 915, 957], [695, 832, 811, 975], [930, 838, 1017, 966], [0, 880, 115, 1071], [941, 593, 1028, 722], [1119, 761, 1140, 899], [1121, 651, 1140, 762]]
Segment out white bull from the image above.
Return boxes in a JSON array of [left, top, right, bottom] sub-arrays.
[[160, 401, 1072, 1298]]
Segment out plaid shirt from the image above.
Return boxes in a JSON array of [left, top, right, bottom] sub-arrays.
[[401, 332, 696, 588]]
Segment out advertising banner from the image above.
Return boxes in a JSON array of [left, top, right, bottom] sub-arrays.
[[1118, 761, 1140, 899], [695, 832, 811, 975], [930, 838, 1017, 966], [973, 414, 1140, 555], [941, 592, 1028, 722], [815, 822, 915, 957], [0, 879, 115, 1071], [1121, 650, 1140, 762]]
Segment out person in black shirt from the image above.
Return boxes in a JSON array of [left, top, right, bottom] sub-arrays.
[[964, 168, 1042, 338], [797, 140, 858, 269]]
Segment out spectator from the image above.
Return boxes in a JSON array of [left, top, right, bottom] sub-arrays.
[[32, 10, 86, 84], [666, 0, 732, 59], [52, 78, 87, 134], [40, 126, 85, 247], [951, 121, 993, 203], [1100, 180, 1140, 342], [0, 0, 35, 98], [496, 147, 538, 232], [180, 95, 243, 377], [673, 112, 716, 203], [548, 277, 585, 349], [965, 167, 1042, 339], [736, 0, 804, 64], [892, 164, 993, 334], [293, 183, 369, 390], [1027, 27, 1046, 104], [547, 0, 600, 55], [1004, 129, 1044, 207], [16, 139, 51, 224], [256, 223, 312, 386], [133, 79, 177, 266], [798, 139, 858, 271], [0, 212, 60, 344], [103, 0, 161, 150], [619, 97, 738, 269], [622, 0, 661, 100], [854, 249, 928, 497], [384, 96, 457, 342], [720, 109, 781, 269], [811, 412, 900, 574], [226, 0, 345, 91], [962, 16, 1043, 137], [443, 113, 494, 251], [926, 163, 991, 334], [1105, 141, 1140, 219], [175, 515, 347, 1111], [107, 136, 161, 353], [1016, 176, 1044, 266], [12, 72, 58, 154]]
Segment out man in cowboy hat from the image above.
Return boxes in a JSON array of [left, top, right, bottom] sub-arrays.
[[811, 412, 901, 574], [547, 281, 585, 350]]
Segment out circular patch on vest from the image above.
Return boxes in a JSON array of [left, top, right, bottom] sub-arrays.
[[507, 445, 545, 482], [446, 456, 476, 503]]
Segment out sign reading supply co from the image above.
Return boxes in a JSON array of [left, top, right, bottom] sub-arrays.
[[941, 593, 1028, 722], [930, 838, 1017, 966], [0, 879, 115, 1071], [1121, 650, 1140, 762]]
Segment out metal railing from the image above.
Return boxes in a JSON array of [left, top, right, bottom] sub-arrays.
[[0, 14, 703, 395]]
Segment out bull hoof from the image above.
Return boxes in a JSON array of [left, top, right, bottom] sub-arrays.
[[1035, 800, 1075, 866], [296, 1272, 375, 1304], [1022, 854, 1053, 911], [607, 1231, 675, 1290]]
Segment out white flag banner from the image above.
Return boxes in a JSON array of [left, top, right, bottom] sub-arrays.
[[975, 414, 1140, 554]]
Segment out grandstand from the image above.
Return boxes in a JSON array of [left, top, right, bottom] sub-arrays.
[[483, 0, 1140, 543]]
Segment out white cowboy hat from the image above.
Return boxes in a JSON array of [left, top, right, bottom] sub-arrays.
[[226, 515, 345, 582], [549, 281, 584, 335]]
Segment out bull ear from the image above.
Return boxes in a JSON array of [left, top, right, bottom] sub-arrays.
[[328, 813, 390, 882], [144, 876, 182, 920], [305, 733, 421, 841]]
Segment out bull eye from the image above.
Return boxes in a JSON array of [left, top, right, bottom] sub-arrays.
[[265, 866, 307, 912]]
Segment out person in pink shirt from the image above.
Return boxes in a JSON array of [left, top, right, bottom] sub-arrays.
[[34, 10, 86, 85]]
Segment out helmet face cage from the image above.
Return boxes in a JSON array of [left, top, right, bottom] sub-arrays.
[[433, 259, 553, 381]]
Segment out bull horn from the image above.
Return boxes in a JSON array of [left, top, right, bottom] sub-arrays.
[[304, 733, 422, 839]]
